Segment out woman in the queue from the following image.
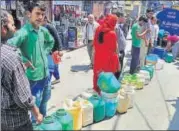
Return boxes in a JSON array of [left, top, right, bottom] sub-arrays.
[[93, 14, 120, 94]]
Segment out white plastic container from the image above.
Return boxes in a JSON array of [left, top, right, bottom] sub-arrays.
[[120, 86, 135, 109], [139, 70, 150, 85], [155, 59, 164, 70], [76, 98, 93, 127], [101, 91, 118, 99], [117, 91, 130, 114], [81, 88, 98, 100]]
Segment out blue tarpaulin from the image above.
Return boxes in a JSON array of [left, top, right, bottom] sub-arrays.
[[157, 8, 179, 35]]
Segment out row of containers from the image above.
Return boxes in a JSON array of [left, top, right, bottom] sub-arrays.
[[33, 46, 171, 130]]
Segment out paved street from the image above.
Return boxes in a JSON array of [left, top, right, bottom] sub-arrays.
[[47, 37, 179, 130]]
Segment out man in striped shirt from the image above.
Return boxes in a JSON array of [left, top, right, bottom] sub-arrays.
[[1, 9, 43, 130]]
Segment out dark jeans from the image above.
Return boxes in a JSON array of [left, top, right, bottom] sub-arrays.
[[119, 50, 125, 70], [130, 46, 140, 74]]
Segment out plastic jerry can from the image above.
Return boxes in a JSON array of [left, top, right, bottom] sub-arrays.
[[63, 100, 83, 130], [97, 72, 121, 93], [120, 85, 135, 109], [153, 46, 166, 59], [52, 51, 61, 64], [117, 91, 130, 114], [77, 98, 94, 127], [54, 109, 73, 130], [155, 59, 164, 70], [88, 95, 105, 122], [81, 88, 98, 100], [138, 70, 150, 85], [145, 54, 158, 65], [33, 124, 42, 130], [39, 116, 62, 130], [103, 97, 118, 118], [165, 53, 174, 63], [135, 79, 144, 90], [141, 65, 154, 79]]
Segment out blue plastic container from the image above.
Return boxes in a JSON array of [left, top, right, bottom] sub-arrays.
[[153, 47, 166, 59], [97, 72, 121, 93], [103, 97, 118, 118], [146, 54, 159, 65]]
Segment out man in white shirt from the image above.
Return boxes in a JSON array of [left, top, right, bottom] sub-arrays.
[[83, 14, 99, 68]]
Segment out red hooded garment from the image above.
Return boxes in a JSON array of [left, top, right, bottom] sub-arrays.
[[93, 14, 120, 94]]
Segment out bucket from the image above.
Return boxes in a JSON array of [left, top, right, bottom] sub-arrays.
[[165, 53, 174, 63]]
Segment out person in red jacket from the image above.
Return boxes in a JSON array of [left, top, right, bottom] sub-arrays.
[[97, 14, 105, 25], [93, 14, 120, 94]]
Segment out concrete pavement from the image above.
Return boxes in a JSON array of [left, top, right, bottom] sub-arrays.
[[46, 38, 179, 130]]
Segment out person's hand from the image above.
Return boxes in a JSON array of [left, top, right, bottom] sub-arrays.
[[24, 61, 35, 70], [58, 51, 63, 57], [35, 113, 43, 124]]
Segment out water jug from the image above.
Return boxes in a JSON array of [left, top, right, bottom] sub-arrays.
[[141, 65, 154, 79], [33, 124, 42, 130], [165, 53, 174, 63], [39, 116, 62, 130], [101, 91, 118, 99], [117, 91, 130, 114], [54, 109, 73, 130], [52, 51, 61, 64], [63, 100, 82, 130], [120, 85, 135, 109], [76, 98, 93, 127], [97, 72, 121, 93], [88, 95, 105, 122], [103, 97, 118, 118], [138, 70, 150, 85], [81, 88, 98, 100], [155, 59, 164, 70], [145, 54, 158, 65], [153, 46, 166, 59]]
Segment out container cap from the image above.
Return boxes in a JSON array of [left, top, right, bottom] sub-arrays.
[[56, 109, 67, 116], [43, 116, 54, 124]]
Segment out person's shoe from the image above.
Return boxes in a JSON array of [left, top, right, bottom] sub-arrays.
[[51, 79, 60, 85]]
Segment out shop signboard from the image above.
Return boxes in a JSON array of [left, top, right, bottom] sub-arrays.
[[157, 8, 179, 35]]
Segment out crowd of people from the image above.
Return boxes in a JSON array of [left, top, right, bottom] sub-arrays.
[[1, 1, 178, 130]]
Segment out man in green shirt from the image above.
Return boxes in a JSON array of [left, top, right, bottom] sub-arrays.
[[7, 2, 54, 122], [130, 16, 150, 74]]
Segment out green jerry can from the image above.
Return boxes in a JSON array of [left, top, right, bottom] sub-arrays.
[[39, 116, 62, 130], [88, 94, 105, 122], [97, 72, 121, 93], [53, 109, 73, 130], [165, 53, 174, 63], [141, 65, 154, 79]]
